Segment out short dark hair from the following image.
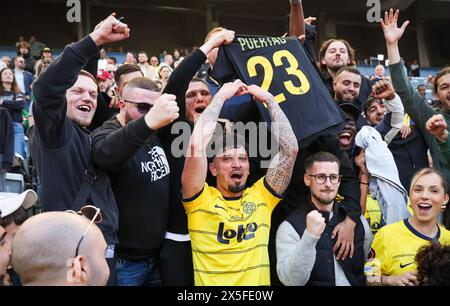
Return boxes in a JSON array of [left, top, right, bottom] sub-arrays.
[[0, 206, 29, 227], [114, 64, 143, 86], [210, 132, 248, 161], [335, 66, 361, 79], [362, 96, 383, 116], [415, 241, 450, 286], [434, 67, 450, 94], [304, 151, 340, 172], [107, 56, 117, 64]]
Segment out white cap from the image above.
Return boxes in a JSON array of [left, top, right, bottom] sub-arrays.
[[0, 190, 37, 218]]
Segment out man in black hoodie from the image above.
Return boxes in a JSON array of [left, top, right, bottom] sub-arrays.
[[27, 14, 129, 283], [91, 77, 179, 286]]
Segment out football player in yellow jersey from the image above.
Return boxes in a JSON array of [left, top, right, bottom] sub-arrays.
[[181, 80, 298, 286], [366, 168, 450, 286]]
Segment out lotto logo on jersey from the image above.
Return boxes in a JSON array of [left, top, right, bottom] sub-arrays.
[[217, 222, 258, 244]]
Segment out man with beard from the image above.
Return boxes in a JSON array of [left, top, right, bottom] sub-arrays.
[[91, 77, 178, 286], [137, 51, 158, 80], [181, 81, 298, 285], [276, 151, 372, 286], [332, 66, 365, 159], [319, 39, 372, 106]]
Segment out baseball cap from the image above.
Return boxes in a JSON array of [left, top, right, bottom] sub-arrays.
[[0, 189, 37, 218], [43, 47, 51, 52], [338, 102, 360, 121], [96, 69, 112, 81]]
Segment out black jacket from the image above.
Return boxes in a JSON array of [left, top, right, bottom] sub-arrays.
[[157, 49, 207, 235], [91, 116, 170, 259], [28, 35, 118, 244], [0, 108, 14, 171], [286, 196, 366, 286], [274, 133, 361, 226]]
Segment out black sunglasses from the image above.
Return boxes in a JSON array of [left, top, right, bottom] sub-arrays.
[[66, 205, 102, 258], [123, 99, 153, 114]]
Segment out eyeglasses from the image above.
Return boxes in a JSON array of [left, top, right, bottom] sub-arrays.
[[306, 173, 342, 184], [66, 205, 102, 258], [123, 99, 153, 114]]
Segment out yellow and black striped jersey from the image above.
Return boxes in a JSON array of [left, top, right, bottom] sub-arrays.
[[182, 177, 281, 286]]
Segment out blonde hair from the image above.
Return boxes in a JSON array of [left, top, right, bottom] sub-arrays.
[[409, 168, 448, 196]]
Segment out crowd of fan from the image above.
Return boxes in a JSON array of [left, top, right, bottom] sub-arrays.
[[1, 1, 450, 287]]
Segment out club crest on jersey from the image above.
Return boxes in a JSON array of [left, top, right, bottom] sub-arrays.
[[217, 222, 258, 244], [242, 201, 256, 214]]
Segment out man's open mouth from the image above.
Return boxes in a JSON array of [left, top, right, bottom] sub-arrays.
[[77, 105, 92, 112], [195, 106, 206, 114]]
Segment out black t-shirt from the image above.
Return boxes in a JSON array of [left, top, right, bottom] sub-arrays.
[[211, 35, 347, 148]]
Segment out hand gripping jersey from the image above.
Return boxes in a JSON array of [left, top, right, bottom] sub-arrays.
[[211, 35, 347, 147]]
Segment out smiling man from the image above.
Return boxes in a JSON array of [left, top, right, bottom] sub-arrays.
[[27, 14, 130, 284], [276, 152, 372, 286], [319, 39, 372, 105]]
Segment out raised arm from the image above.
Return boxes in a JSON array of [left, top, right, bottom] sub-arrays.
[[92, 93, 179, 171], [381, 9, 436, 127], [182, 80, 246, 199], [32, 13, 129, 148], [246, 85, 299, 195], [371, 79, 404, 144], [162, 28, 235, 121], [288, 0, 305, 38]]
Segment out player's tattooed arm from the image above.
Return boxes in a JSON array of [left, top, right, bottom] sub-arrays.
[[244, 84, 298, 195], [264, 96, 299, 195]]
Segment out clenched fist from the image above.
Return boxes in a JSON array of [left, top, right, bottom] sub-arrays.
[[145, 94, 179, 130], [306, 210, 326, 237], [426, 114, 448, 142], [90, 13, 130, 46], [371, 79, 395, 100]]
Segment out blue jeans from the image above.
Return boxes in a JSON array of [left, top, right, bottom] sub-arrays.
[[13, 122, 26, 159], [116, 257, 161, 286]]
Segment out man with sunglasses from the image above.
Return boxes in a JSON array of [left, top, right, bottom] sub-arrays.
[[91, 76, 178, 286], [276, 151, 372, 286], [11, 210, 109, 286]]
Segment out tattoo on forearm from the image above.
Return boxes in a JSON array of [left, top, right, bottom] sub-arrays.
[[200, 95, 225, 125], [265, 97, 298, 194], [191, 94, 226, 153]]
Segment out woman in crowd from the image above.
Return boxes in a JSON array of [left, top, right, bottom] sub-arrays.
[[0, 68, 26, 159], [366, 168, 450, 286], [158, 64, 171, 91]]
